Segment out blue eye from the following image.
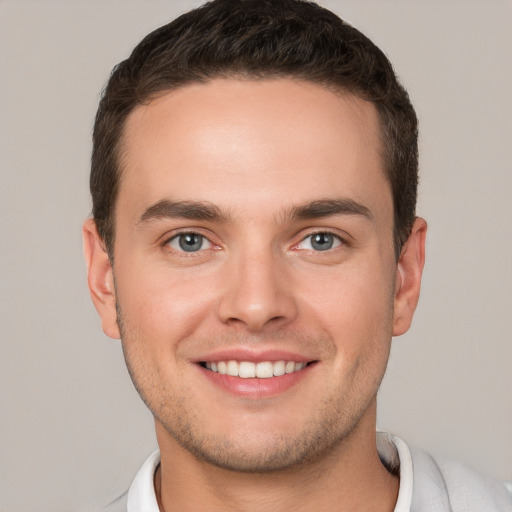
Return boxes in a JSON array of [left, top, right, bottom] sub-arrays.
[[298, 232, 342, 251], [168, 233, 212, 252]]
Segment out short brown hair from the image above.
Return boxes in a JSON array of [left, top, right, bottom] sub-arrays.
[[91, 0, 418, 258]]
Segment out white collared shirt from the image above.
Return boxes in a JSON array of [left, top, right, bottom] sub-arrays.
[[105, 431, 511, 511], [124, 432, 414, 512]]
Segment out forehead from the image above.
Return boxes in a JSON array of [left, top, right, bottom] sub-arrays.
[[118, 78, 390, 222]]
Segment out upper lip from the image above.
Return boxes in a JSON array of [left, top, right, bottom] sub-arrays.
[[193, 348, 316, 364]]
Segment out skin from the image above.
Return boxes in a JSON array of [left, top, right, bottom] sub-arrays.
[[84, 78, 426, 512]]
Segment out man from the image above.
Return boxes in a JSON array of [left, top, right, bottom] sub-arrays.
[[83, 0, 512, 510]]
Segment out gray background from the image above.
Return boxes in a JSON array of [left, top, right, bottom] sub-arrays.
[[1, 1, 511, 510]]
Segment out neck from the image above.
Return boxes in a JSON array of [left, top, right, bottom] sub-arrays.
[[154, 405, 399, 512]]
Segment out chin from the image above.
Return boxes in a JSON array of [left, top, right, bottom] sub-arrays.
[[156, 399, 370, 474]]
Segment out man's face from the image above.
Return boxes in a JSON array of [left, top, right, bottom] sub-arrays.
[[89, 79, 418, 472]]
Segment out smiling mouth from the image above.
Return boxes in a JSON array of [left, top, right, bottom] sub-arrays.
[[199, 360, 316, 379]]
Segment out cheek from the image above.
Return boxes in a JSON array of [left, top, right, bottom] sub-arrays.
[[299, 264, 395, 331], [297, 261, 396, 373], [116, 262, 218, 342]]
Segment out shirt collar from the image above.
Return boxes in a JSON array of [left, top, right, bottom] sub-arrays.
[[127, 449, 160, 512], [377, 431, 414, 512], [127, 432, 413, 512]]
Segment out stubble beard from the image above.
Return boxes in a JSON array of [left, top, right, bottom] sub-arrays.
[[153, 383, 381, 474], [116, 301, 391, 474]]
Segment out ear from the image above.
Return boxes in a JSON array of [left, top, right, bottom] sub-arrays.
[[393, 217, 427, 336], [82, 218, 120, 339]]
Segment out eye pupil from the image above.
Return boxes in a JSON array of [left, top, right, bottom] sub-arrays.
[[179, 234, 203, 252], [311, 233, 333, 251]]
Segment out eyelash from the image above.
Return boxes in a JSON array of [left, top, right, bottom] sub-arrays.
[[162, 230, 347, 255], [294, 231, 346, 252], [163, 231, 216, 255]]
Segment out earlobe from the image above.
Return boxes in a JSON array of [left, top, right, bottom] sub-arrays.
[[393, 217, 427, 336], [82, 218, 121, 339]]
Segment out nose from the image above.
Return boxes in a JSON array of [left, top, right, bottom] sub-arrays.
[[216, 247, 297, 332]]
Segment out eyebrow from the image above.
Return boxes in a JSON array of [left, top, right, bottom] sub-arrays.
[[284, 198, 373, 222], [137, 197, 372, 227], [137, 200, 229, 225]]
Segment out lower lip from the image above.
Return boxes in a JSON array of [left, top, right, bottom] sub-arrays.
[[198, 363, 315, 398]]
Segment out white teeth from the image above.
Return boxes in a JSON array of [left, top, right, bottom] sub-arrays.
[[273, 360, 286, 376], [204, 360, 309, 378], [226, 360, 238, 377], [238, 361, 256, 378], [256, 361, 273, 378]]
